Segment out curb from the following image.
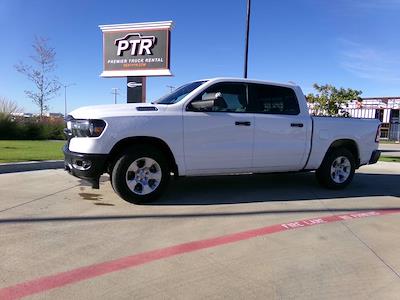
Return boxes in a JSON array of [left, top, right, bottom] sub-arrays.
[[0, 160, 396, 175], [0, 160, 64, 174]]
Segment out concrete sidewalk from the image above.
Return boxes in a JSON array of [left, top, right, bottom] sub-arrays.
[[379, 143, 400, 157]]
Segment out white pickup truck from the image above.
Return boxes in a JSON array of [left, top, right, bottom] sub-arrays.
[[64, 78, 381, 204]]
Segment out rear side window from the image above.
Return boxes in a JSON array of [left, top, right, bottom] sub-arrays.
[[248, 84, 300, 115]]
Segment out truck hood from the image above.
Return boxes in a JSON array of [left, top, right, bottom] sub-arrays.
[[69, 103, 168, 119]]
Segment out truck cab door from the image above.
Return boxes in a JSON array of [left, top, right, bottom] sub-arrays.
[[183, 82, 254, 175], [248, 83, 310, 172]]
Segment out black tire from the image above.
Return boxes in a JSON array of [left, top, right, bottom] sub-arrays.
[[111, 145, 170, 204], [315, 148, 355, 189]]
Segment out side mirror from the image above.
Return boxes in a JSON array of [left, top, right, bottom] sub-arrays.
[[189, 92, 224, 111]]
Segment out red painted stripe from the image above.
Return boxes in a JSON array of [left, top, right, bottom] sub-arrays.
[[1, 209, 399, 299]]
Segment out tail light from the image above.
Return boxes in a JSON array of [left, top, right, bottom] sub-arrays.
[[375, 124, 381, 143]]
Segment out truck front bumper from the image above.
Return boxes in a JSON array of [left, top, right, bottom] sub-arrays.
[[369, 150, 381, 164], [63, 145, 108, 189]]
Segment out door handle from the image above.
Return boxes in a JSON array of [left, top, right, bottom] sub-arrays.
[[235, 121, 251, 126], [290, 123, 304, 128]]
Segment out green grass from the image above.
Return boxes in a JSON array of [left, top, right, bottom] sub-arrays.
[[1, 140, 398, 164], [0, 140, 65, 163], [379, 156, 400, 163]]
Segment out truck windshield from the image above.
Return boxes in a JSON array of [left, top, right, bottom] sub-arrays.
[[153, 81, 206, 104]]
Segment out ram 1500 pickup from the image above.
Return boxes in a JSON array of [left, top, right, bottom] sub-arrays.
[[64, 78, 381, 203]]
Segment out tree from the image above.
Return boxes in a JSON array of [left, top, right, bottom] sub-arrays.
[[307, 84, 362, 117], [15, 36, 60, 117]]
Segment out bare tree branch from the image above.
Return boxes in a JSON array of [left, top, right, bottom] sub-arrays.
[[15, 36, 60, 117]]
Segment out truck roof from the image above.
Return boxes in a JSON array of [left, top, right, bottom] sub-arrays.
[[200, 77, 299, 89]]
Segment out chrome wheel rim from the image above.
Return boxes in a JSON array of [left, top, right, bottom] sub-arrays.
[[330, 156, 351, 184], [126, 157, 162, 195]]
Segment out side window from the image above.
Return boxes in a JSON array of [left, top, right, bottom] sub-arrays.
[[249, 84, 300, 115], [190, 83, 247, 112]]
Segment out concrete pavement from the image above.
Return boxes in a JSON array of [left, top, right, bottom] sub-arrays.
[[0, 162, 400, 299]]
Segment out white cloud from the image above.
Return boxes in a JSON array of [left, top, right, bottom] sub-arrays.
[[339, 39, 400, 83]]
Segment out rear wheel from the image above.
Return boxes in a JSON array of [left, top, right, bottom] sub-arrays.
[[111, 146, 169, 204], [315, 148, 355, 189]]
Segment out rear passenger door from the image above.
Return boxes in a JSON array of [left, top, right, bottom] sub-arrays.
[[248, 83, 309, 172]]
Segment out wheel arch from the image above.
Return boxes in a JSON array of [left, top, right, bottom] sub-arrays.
[[107, 136, 179, 176], [324, 139, 360, 168]]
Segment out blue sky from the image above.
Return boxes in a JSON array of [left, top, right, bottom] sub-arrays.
[[0, 0, 399, 114]]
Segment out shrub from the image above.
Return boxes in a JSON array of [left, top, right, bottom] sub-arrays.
[[21, 119, 47, 140], [0, 97, 22, 115], [0, 113, 19, 139], [0, 115, 66, 140], [40, 117, 65, 140]]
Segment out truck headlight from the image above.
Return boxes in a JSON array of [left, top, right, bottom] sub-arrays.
[[70, 119, 106, 137]]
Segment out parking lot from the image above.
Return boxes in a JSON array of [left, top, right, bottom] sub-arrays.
[[1, 162, 400, 299]]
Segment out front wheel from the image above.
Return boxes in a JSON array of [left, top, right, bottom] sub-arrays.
[[111, 146, 169, 204], [315, 148, 355, 189]]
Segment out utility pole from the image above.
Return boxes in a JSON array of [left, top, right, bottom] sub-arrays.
[[61, 83, 76, 117], [244, 0, 251, 78], [166, 85, 175, 93], [111, 88, 120, 104]]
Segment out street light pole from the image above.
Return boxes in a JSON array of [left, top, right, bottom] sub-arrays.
[[61, 83, 76, 117], [244, 0, 251, 78], [64, 86, 67, 116]]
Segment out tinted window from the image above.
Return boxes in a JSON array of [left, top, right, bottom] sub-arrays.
[[249, 84, 300, 115], [191, 83, 247, 112]]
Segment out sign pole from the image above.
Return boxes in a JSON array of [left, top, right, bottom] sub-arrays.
[[127, 77, 146, 103]]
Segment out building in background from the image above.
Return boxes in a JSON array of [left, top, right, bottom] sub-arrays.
[[343, 97, 400, 140], [308, 96, 400, 141], [10, 112, 64, 118]]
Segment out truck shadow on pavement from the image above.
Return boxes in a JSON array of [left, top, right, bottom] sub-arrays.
[[150, 172, 400, 205], [0, 172, 399, 225]]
